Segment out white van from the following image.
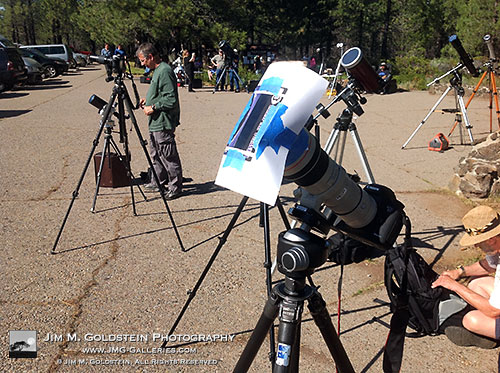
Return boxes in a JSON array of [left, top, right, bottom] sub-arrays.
[[20, 44, 74, 68]]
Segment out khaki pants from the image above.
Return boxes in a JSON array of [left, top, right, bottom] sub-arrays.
[[149, 129, 182, 193]]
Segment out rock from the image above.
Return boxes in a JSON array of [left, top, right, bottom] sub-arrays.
[[452, 131, 500, 199]]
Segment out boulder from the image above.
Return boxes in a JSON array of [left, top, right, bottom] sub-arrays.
[[450, 131, 500, 199]]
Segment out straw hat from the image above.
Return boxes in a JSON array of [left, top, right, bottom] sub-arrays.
[[459, 205, 500, 246]]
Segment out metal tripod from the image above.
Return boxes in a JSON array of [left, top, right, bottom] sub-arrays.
[[212, 64, 244, 93], [448, 59, 499, 136], [52, 73, 185, 253], [402, 64, 474, 149], [324, 108, 375, 184], [91, 121, 146, 213]]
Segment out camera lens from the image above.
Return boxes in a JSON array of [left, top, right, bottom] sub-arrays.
[[284, 130, 377, 229]]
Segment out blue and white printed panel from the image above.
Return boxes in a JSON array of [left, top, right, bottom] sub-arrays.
[[215, 61, 328, 205]]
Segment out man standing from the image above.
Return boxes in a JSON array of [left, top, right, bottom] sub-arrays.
[[210, 49, 225, 91], [136, 43, 182, 199], [432, 205, 500, 348], [101, 43, 112, 58], [228, 52, 240, 93]]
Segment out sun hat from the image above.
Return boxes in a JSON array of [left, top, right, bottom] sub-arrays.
[[459, 205, 500, 246]]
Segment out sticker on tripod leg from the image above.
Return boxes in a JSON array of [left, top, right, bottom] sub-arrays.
[[276, 343, 291, 366]]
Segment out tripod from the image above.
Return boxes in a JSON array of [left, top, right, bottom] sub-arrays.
[[52, 71, 185, 253], [448, 59, 500, 136], [324, 108, 375, 184], [91, 119, 146, 213], [161, 195, 291, 366], [235, 219, 355, 373], [312, 81, 375, 184], [212, 63, 244, 93], [402, 64, 474, 149]]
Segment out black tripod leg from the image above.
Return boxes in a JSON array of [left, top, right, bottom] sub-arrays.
[[161, 196, 249, 349], [273, 298, 303, 373], [52, 90, 119, 253], [234, 288, 280, 372], [307, 291, 355, 373], [276, 197, 291, 230], [261, 203, 277, 366], [122, 87, 185, 251], [91, 136, 111, 213], [289, 321, 301, 373]]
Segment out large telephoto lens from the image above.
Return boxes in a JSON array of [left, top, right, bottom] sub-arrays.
[[284, 129, 377, 229], [340, 47, 380, 93]]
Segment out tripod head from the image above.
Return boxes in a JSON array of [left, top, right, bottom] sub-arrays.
[[307, 80, 367, 132], [427, 63, 465, 87]]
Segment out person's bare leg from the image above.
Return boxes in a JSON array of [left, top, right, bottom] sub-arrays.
[[463, 277, 496, 338]]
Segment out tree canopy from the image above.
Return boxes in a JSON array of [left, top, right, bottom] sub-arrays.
[[1, 0, 498, 65]]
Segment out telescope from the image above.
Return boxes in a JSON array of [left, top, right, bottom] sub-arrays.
[[449, 35, 479, 77], [484, 34, 497, 62], [340, 47, 382, 93]]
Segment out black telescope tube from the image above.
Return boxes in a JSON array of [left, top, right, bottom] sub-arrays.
[[89, 94, 108, 111], [449, 35, 479, 76]]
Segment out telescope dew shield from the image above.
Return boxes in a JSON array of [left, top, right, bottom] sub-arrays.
[[449, 35, 479, 77], [340, 47, 380, 93]]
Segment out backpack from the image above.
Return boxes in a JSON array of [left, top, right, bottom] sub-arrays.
[[382, 216, 468, 372], [384, 245, 452, 336]]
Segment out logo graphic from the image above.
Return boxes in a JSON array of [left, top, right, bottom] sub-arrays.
[[9, 330, 37, 358]]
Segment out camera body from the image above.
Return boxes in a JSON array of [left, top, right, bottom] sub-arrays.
[[90, 54, 126, 81]]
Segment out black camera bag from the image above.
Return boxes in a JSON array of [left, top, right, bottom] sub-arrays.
[[382, 216, 467, 372]]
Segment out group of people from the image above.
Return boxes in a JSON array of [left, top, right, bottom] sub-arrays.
[[208, 49, 241, 92]]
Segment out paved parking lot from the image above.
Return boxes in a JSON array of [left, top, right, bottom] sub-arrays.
[[1, 65, 498, 372]]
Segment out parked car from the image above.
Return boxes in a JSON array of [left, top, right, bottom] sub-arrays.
[[0, 45, 28, 92], [20, 44, 77, 69], [18, 47, 67, 78], [73, 52, 88, 67], [21, 56, 43, 84]]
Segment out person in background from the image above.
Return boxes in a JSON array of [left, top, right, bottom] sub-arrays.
[[210, 49, 225, 91], [101, 43, 112, 75], [228, 50, 240, 93], [183, 49, 196, 92], [114, 44, 126, 58], [101, 43, 112, 58]]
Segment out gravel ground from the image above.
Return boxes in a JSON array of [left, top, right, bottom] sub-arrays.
[[1, 64, 498, 372]]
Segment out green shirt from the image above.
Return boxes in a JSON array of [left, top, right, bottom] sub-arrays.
[[145, 61, 180, 132]]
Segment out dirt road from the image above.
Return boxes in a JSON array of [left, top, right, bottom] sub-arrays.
[[1, 65, 498, 372]]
